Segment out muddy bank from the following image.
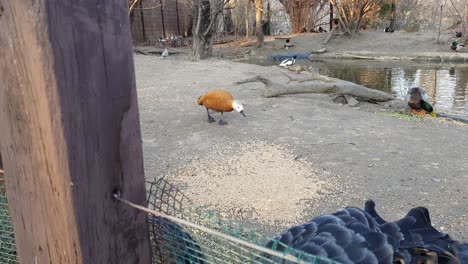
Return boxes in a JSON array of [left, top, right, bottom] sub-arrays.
[[215, 31, 468, 63], [309, 51, 468, 63]]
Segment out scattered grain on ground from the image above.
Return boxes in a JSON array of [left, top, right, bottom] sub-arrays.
[[166, 140, 336, 227]]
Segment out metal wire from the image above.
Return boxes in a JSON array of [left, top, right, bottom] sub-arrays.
[[142, 178, 339, 264], [0, 172, 19, 264], [115, 193, 306, 263], [0, 174, 339, 264]]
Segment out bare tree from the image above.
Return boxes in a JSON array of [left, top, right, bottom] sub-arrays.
[[307, 0, 329, 30], [447, 0, 468, 35], [329, 0, 380, 36], [191, 0, 224, 60], [279, 0, 324, 33], [230, 0, 254, 37], [254, 0, 264, 47]]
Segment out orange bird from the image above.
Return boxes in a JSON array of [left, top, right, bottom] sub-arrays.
[[197, 90, 246, 125]]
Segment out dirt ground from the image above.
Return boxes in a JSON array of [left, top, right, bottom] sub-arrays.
[[136, 31, 468, 241]]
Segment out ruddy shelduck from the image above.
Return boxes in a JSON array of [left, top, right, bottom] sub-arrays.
[[197, 90, 246, 125]]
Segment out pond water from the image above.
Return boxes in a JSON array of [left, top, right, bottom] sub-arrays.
[[254, 59, 468, 116]]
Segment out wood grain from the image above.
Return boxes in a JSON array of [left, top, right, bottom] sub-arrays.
[[0, 1, 150, 263]]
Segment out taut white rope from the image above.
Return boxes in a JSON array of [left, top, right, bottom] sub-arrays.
[[113, 194, 306, 264]]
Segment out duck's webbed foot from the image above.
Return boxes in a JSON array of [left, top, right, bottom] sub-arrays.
[[206, 108, 216, 123]]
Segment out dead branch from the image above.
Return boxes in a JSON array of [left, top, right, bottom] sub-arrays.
[[234, 75, 394, 102]]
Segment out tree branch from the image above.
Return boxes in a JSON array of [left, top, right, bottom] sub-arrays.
[[234, 75, 394, 101]]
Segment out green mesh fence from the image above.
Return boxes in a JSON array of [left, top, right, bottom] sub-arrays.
[[0, 173, 19, 264], [0, 174, 338, 264], [146, 178, 339, 264]]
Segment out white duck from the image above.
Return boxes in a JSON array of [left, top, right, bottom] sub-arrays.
[[279, 55, 297, 67], [161, 48, 169, 58]]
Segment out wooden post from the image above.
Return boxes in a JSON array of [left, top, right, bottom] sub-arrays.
[[437, 4, 443, 44], [160, 0, 167, 39], [0, 1, 151, 263], [255, 0, 264, 47], [175, 0, 181, 36], [389, 1, 396, 31], [329, 2, 333, 31], [140, 0, 147, 42]]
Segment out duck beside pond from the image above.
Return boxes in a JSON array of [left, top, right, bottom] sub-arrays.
[[279, 55, 297, 67], [405, 87, 436, 117], [451, 41, 465, 52]]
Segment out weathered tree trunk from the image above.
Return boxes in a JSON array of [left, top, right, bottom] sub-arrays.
[[265, 2, 272, 35], [329, 0, 379, 36], [0, 1, 150, 263], [224, 8, 234, 33], [464, 2, 468, 37], [192, 0, 220, 60], [280, 0, 314, 33], [234, 75, 394, 101], [389, 1, 396, 30], [192, 33, 208, 59], [255, 0, 264, 47]]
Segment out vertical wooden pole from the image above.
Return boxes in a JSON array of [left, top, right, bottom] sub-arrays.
[[329, 2, 334, 31], [255, 0, 264, 47], [160, 0, 167, 39], [437, 4, 443, 44], [0, 1, 151, 263], [389, 0, 396, 31], [0, 154, 4, 195], [139, 0, 147, 42], [175, 0, 181, 36], [266, 2, 271, 35]]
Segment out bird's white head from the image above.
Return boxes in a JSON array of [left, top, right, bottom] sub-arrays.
[[232, 101, 246, 117]]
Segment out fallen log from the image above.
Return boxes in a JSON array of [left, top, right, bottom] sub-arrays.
[[233, 74, 394, 102]]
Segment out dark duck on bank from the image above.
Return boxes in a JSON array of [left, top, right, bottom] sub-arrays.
[[405, 87, 436, 117]]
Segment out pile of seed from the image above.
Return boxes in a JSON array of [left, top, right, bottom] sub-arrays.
[[167, 140, 336, 227]]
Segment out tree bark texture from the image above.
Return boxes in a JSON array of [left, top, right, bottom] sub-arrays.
[[0, 1, 151, 263], [280, 0, 314, 33], [255, 0, 264, 47], [234, 75, 394, 102], [192, 0, 220, 59]]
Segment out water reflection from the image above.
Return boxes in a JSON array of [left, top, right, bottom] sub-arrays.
[[312, 61, 468, 116]]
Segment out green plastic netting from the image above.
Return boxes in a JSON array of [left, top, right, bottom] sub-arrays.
[[0, 175, 338, 264], [146, 178, 339, 264], [0, 172, 19, 264]]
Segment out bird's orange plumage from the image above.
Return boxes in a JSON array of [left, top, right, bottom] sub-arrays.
[[197, 90, 234, 112]]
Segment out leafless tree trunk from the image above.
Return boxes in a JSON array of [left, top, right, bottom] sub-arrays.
[[254, 0, 264, 47], [329, 0, 379, 36], [279, 0, 323, 33], [447, 0, 468, 36], [437, 4, 443, 44], [307, 0, 329, 30], [389, 0, 396, 30], [192, 0, 223, 60], [243, 0, 252, 38]]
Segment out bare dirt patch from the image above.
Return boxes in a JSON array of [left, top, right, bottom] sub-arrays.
[[167, 140, 336, 228]]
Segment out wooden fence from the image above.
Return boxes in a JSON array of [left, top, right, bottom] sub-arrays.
[[130, 0, 191, 43]]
